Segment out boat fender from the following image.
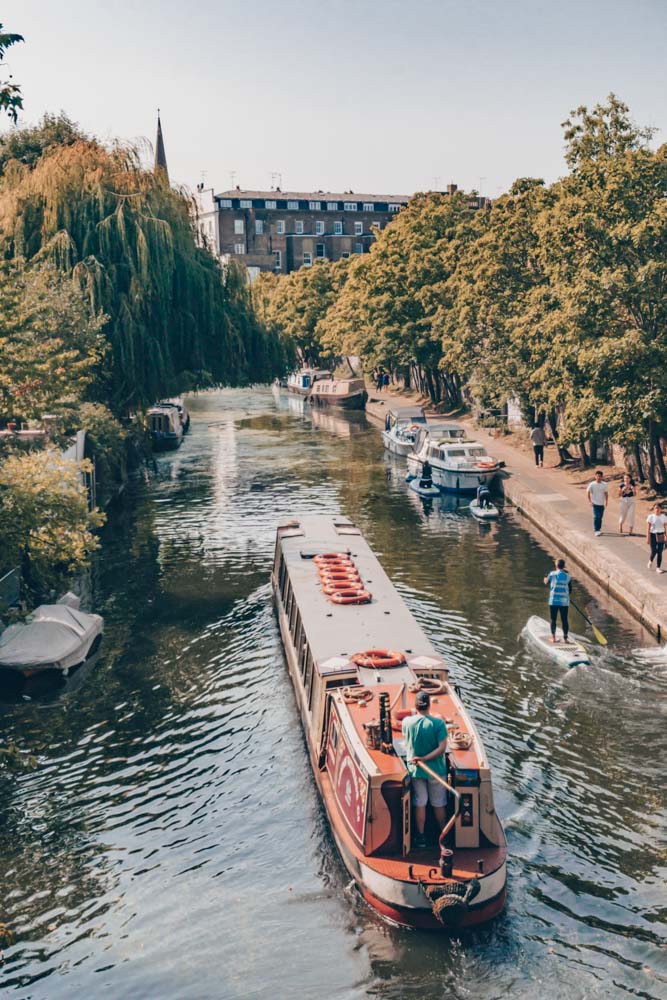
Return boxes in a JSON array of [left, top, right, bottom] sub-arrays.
[[409, 676, 446, 694], [420, 877, 481, 928], [352, 649, 406, 669], [330, 589, 372, 605]]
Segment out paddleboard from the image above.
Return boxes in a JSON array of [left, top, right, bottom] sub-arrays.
[[470, 498, 500, 520], [408, 479, 440, 498], [522, 614, 590, 667]]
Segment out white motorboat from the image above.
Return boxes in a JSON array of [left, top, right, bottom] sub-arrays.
[[470, 499, 500, 520], [407, 426, 500, 494], [0, 595, 103, 677], [522, 615, 590, 668], [381, 406, 427, 456]]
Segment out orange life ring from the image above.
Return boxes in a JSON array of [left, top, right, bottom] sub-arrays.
[[476, 460, 496, 469], [322, 580, 362, 594], [352, 648, 406, 668], [320, 571, 362, 583], [330, 589, 372, 605], [314, 553, 351, 564]]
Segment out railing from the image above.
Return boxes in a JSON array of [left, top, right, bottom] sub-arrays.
[[416, 760, 460, 842]]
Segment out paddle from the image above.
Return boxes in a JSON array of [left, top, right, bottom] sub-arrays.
[[570, 598, 608, 646]]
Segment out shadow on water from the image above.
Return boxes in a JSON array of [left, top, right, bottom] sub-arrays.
[[0, 387, 665, 999]]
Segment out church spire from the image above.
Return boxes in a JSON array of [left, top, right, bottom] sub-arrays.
[[154, 109, 169, 182]]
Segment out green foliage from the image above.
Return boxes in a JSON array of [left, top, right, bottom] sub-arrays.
[[0, 449, 104, 597], [0, 260, 107, 419], [67, 402, 128, 507], [0, 136, 289, 412], [0, 23, 23, 123], [0, 112, 86, 173]]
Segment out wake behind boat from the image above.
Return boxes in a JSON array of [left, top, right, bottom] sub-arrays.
[[522, 614, 590, 668], [272, 515, 507, 930]]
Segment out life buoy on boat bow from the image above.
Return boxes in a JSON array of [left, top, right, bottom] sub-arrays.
[[352, 649, 406, 669]]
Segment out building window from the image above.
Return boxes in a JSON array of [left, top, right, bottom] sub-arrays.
[[354, 222, 363, 236], [316, 243, 325, 258], [287, 200, 299, 210], [255, 219, 264, 235], [295, 221, 304, 235], [234, 243, 246, 255], [265, 199, 277, 209], [388, 203, 401, 213], [309, 201, 321, 211], [276, 220, 285, 235], [344, 202, 358, 211], [273, 250, 282, 271], [341, 251, 350, 258], [220, 199, 232, 208], [303, 251, 313, 267], [234, 219, 244, 234], [315, 221, 325, 235], [334, 221, 343, 235], [240, 199, 252, 209], [363, 203, 374, 212], [327, 201, 338, 211], [355, 242, 363, 254]]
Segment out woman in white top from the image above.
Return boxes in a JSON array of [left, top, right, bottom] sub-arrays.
[[646, 502, 667, 573]]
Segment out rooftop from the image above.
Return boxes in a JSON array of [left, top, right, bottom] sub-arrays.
[[215, 189, 411, 204]]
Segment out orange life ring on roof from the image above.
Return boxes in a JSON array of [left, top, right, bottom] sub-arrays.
[[314, 553, 351, 564], [352, 648, 406, 668], [330, 589, 372, 605], [320, 570, 361, 582], [477, 459, 496, 469], [322, 580, 362, 594]]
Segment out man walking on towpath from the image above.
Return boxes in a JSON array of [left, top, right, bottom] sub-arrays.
[[586, 470, 609, 536], [402, 691, 448, 849], [530, 424, 547, 467], [544, 557, 572, 642]]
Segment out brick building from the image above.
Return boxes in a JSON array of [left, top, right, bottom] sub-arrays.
[[194, 184, 486, 278]]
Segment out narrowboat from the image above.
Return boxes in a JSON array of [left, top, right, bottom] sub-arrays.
[[407, 426, 500, 494], [272, 516, 507, 929], [310, 377, 367, 411], [287, 369, 334, 396], [147, 403, 184, 450], [382, 406, 428, 456]]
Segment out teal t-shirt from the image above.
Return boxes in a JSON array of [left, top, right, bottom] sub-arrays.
[[401, 713, 448, 779]]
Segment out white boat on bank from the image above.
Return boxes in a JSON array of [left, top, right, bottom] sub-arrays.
[[381, 406, 428, 456], [407, 426, 500, 494], [0, 594, 103, 677], [522, 615, 590, 668]]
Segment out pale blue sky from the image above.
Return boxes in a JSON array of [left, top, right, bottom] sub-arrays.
[[4, 0, 666, 197]]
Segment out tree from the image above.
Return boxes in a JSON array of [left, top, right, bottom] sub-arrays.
[[0, 23, 23, 123], [0, 260, 107, 420], [0, 111, 86, 173], [0, 449, 104, 598]]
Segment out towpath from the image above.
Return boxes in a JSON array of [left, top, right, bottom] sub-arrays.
[[366, 388, 667, 639]]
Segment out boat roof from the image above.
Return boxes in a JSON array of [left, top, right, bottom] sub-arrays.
[[389, 406, 426, 419], [278, 516, 439, 666]]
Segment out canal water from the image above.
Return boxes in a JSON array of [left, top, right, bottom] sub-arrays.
[[1, 388, 665, 999]]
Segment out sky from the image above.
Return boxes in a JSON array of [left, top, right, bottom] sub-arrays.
[[3, 0, 666, 198]]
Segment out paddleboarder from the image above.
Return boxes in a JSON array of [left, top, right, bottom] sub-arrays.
[[476, 483, 492, 509], [420, 460, 433, 489], [543, 557, 572, 643]]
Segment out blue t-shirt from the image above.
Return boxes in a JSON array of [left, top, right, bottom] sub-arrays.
[[547, 569, 570, 606]]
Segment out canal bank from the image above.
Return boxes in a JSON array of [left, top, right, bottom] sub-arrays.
[[366, 391, 667, 640]]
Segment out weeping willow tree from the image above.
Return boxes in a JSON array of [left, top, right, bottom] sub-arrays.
[[0, 136, 288, 411]]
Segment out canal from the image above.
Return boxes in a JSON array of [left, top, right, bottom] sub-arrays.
[[1, 388, 665, 999]]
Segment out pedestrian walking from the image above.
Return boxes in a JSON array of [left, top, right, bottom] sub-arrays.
[[530, 424, 547, 467], [383, 371, 390, 389], [618, 474, 636, 535], [543, 557, 572, 643], [646, 502, 667, 574], [586, 470, 609, 536], [376, 368, 384, 392]]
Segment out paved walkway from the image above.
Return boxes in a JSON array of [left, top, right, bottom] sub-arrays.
[[366, 389, 667, 638]]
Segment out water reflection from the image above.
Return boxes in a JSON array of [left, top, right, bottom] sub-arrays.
[[0, 387, 664, 999]]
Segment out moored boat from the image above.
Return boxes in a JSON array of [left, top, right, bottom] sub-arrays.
[[310, 377, 367, 410], [408, 426, 500, 494], [147, 403, 184, 450], [272, 515, 507, 929], [287, 368, 333, 396], [0, 594, 103, 677], [159, 398, 190, 433], [382, 406, 427, 456], [522, 615, 590, 667]]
